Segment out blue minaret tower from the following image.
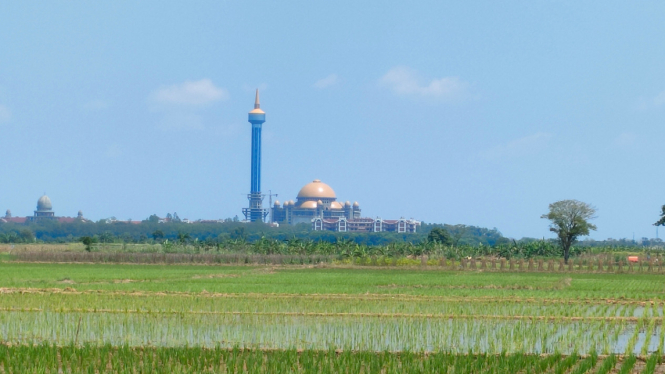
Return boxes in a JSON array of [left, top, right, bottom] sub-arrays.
[[242, 89, 268, 222]]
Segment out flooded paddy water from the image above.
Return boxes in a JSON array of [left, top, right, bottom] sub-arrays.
[[0, 310, 660, 355]]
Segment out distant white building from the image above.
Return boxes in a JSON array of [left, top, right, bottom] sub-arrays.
[[272, 179, 420, 233]]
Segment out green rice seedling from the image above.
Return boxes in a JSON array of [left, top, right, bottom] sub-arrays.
[[617, 354, 637, 374], [552, 353, 578, 374], [642, 318, 656, 356], [657, 323, 665, 355], [569, 351, 597, 374], [594, 354, 617, 374], [624, 322, 642, 355], [642, 354, 659, 374], [531, 353, 561, 374], [0, 345, 584, 374]]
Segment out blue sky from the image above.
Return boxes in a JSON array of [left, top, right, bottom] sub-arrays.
[[1, 1, 664, 240]]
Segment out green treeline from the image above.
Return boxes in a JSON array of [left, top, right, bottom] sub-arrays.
[[1, 220, 662, 261], [0, 220, 506, 246]]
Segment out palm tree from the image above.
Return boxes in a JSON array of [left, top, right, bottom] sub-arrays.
[[177, 232, 191, 245]]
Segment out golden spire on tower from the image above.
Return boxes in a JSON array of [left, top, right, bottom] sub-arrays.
[[249, 89, 265, 114]]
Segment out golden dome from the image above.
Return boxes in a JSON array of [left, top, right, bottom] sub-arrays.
[[297, 179, 336, 199], [249, 108, 265, 114], [299, 201, 318, 209], [274, 200, 280, 206], [330, 201, 344, 210], [353, 201, 359, 207]]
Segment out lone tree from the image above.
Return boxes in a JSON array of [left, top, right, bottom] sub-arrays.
[[655, 205, 665, 227], [541, 200, 597, 263], [80, 236, 95, 252]]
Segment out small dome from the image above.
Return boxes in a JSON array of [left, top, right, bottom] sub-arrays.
[[37, 195, 52, 211], [274, 200, 281, 206], [353, 201, 359, 207], [297, 180, 336, 199], [345, 201, 351, 207], [77, 210, 83, 217], [317, 199, 323, 204], [330, 201, 344, 210], [289, 200, 295, 205], [249, 108, 265, 115], [299, 201, 318, 209]]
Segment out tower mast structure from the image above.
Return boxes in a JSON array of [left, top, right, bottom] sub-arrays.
[[242, 89, 269, 222], [266, 190, 278, 223]]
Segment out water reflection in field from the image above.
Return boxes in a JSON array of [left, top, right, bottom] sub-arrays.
[[0, 311, 658, 355]]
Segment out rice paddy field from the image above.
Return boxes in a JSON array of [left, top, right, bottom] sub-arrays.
[[2, 261, 665, 372]]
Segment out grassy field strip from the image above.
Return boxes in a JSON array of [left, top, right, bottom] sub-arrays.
[[9, 253, 665, 276], [2, 296, 648, 321], [5, 291, 651, 318], [0, 347, 571, 374], [1, 346, 664, 374], [2, 287, 664, 306], [0, 343, 657, 359], [0, 307, 662, 323]]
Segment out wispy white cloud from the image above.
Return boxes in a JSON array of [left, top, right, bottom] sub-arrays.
[[149, 79, 227, 131], [313, 74, 339, 89], [479, 132, 552, 161], [150, 79, 228, 106], [0, 104, 11, 123], [380, 66, 470, 101]]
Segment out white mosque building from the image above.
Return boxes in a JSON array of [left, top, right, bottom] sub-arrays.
[[271, 180, 419, 233], [1, 195, 88, 224]]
